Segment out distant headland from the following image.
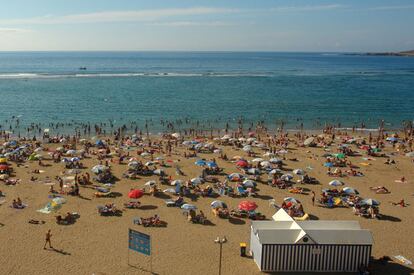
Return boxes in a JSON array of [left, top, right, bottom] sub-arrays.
[[347, 50, 414, 57]]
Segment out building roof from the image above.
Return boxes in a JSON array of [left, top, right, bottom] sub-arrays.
[[251, 209, 373, 245]]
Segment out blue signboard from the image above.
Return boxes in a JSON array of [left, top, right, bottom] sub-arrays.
[[129, 229, 151, 256]]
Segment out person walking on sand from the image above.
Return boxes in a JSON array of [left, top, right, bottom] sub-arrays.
[[44, 229, 53, 249], [311, 191, 315, 206]]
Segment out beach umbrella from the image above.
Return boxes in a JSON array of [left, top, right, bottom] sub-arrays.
[[269, 169, 282, 175], [238, 201, 258, 211], [342, 187, 359, 195], [263, 152, 275, 157], [0, 164, 9, 171], [260, 161, 271, 168], [210, 200, 227, 209], [293, 169, 305, 175], [128, 161, 139, 167], [181, 204, 197, 210], [228, 173, 243, 181], [191, 177, 204, 185], [359, 198, 380, 206], [252, 158, 264, 163], [213, 149, 222, 154], [144, 180, 156, 186], [34, 154, 43, 160], [163, 188, 176, 194], [324, 162, 334, 167], [236, 159, 249, 168], [334, 153, 346, 159], [182, 141, 192, 146], [65, 150, 76, 156], [171, 179, 183, 186], [171, 133, 180, 138], [284, 197, 299, 204], [221, 135, 231, 140], [71, 157, 80, 162], [141, 152, 150, 157], [0, 158, 7, 164], [207, 161, 218, 168], [91, 165, 108, 174], [405, 152, 414, 158], [329, 180, 344, 187], [153, 169, 164, 176], [34, 147, 43, 152], [304, 137, 315, 146], [95, 140, 105, 146], [145, 161, 155, 166], [243, 180, 256, 188], [155, 156, 164, 161], [128, 189, 144, 199], [386, 137, 398, 142], [194, 143, 204, 150], [269, 158, 282, 164], [61, 158, 70, 163], [242, 145, 252, 152], [195, 159, 206, 166], [247, 137, 256, 143], [281, 174, 293, 181], [246, 168, 260, 175]]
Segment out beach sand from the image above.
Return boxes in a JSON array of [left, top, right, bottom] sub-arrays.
[[0, 132, 413, 275]]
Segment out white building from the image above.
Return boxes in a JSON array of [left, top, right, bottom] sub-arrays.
[[250, 209, 373, 272]]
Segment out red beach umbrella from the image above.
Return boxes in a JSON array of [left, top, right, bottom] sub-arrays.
[[0, 164, 8, 171], [238, 201, 258, 211], [128, 189, 143, 199], [236, 159, 248, 168]]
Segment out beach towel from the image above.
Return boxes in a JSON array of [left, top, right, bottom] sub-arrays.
[[359, 162, 371, 166], [394, 255, 412, 265]]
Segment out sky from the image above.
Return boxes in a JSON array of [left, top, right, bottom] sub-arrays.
[[0, 0, 413, 52]]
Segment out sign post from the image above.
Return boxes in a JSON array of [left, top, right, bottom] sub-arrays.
[[128, 228, 152, 272]]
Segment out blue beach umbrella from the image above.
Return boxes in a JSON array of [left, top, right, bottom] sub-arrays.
[[324, 162, 334, 167], [195, 159, 206, 166], [207, 161, 218, 168]]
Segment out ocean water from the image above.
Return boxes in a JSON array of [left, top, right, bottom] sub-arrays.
[[0, 51, 413, 134]]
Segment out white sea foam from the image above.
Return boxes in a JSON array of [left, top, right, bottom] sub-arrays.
[[0, 72, 274, 79]]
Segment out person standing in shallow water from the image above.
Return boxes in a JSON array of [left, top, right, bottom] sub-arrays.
[[43, 229, 53, 249]]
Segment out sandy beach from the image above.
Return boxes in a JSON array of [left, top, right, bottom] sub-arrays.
[[0, 130, 414, 275]]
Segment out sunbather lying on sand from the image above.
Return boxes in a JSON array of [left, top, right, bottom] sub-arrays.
[[390, 199, 407, 207], [28, 219, 45, 224], [370, 186, 390, 194]]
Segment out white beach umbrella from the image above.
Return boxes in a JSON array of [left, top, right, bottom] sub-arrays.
[[252, 158, 264, 163], [293, 169, 305, 175], [281, 174, 293, 181], [329, 180, 344, 187], [171, 179, 183, 186]]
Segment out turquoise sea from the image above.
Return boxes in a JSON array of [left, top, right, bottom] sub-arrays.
[[0, 51, 413, 134]]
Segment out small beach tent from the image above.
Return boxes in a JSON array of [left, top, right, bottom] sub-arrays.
[[250, 209, 373, 272]]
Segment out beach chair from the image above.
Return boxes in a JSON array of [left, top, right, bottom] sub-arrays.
[[237, 186, 248, 197]]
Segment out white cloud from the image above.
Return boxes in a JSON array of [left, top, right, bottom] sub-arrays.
[[0, 7, 238, 25], [147, 21, 235, 27], [0, 4, 348, 26], [369, 5, 414, 11], [270, 4, 345, 12], [0, 27, 30, 33]]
